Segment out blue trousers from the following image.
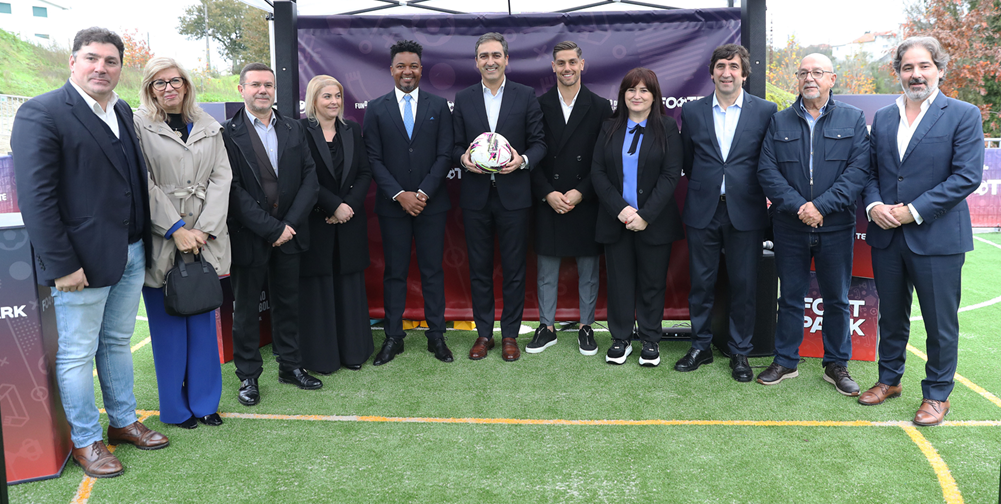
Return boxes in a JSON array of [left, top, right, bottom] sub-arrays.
[[142, 286, 222, 424], [772, 226, 854, 369]]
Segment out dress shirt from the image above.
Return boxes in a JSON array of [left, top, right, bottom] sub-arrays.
[[69, 79, 120, 138], [621, 118, 647, 209], [559, 86, 581, 123], [478, 78, 528, 176], [865, 89, 939, 224], [800, 96, 830, 184], [245, 107, 278, 174], [712, 89, 744, 195]]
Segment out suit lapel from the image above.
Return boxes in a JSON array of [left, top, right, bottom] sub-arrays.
[[729, 93, 751, 152], [305, 120, 335, 179], [386, 93, 409, 141], [887, 109, 901, 167], [340, 121, 354, 190], [540, 88, 565, 153], [495, 83, 514, 132], [275, 113, 289, 171], [611, 126, 627, 188], [411, 90, 431, 142], [636, 122, 652, 181], [472, 85, 490, 132], [65, 85, 128, 182], [559, 89, 591, 154], [229, 111, 263, 190], [901, 98, 946, 165], [701, 98, 724, 162]]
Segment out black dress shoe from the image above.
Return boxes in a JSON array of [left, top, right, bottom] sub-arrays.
[[373, 337, 405, 366], [198, 413, 223, 426], [278, 367, 323, 390], [730, 354, 753, 382], [427, 337, 454, 363], [238, 378, 259, 406], [174, 416, 198, 429], [674, 348, 714, 372], [343, 364, 362, 371]]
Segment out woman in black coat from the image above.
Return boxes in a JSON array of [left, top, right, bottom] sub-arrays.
[[298, 75, 374, 373], [591, 67, 684, 368]]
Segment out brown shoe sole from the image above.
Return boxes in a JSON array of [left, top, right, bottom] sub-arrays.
[[913, 407, 949, 426], [858, 391, 901, 406], [107, 438, 170, 451], [73, 457, 124, 478]]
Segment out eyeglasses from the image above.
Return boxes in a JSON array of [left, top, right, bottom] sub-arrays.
[[796, 69, 834, 80], [152, 78, 184, 91]]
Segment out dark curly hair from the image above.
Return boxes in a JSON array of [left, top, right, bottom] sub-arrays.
[[391, 40, 423, 62]]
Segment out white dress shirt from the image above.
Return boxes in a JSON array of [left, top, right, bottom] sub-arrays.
[[559, 86, 580, 123], [479, 78, 528, 171], [69, 79, 120, 138], [866, 89, 939, 224]]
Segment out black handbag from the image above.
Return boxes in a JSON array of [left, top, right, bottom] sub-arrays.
[[163, 252, 223, 317]]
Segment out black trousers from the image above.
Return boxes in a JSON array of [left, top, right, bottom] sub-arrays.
[[604, 232, 672, 343], [379, 211, 448, 340], [462, 188, 530, 340], [231, 250, 302, 381]]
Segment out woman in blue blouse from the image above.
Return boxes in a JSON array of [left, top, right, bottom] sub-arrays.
[[591, 67, 684, 368]]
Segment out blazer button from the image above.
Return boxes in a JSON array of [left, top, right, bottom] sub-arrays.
[[576, 155, 582, 161], [898, 176, 903, 181], [554, 174, 559, 180], [638, 189, 644, 194], [122, 219, 129, 226], [409, 148, 414, 153]]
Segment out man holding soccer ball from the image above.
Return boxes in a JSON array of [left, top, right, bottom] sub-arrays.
[[452, 32, 547, 362]]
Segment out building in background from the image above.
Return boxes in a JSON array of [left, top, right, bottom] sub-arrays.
[[832, 30, 898, 62], [0, 0, 69, 44]]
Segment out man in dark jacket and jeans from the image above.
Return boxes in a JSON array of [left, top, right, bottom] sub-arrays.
[[756, 54, 870, 395]]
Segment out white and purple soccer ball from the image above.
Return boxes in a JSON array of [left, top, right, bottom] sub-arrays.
[[468, 132, 513, 173]]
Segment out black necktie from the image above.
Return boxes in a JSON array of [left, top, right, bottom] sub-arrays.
[[627, 124, 645, 155]]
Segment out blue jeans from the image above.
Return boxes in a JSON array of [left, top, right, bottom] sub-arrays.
[[772, 226, 854, 369], [53, 241, 145, 448]]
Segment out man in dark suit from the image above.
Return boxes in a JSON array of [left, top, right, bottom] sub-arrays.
[[675, 44, 777, 382], [859, 37, 984, 426], [364, 40, 455, 365], [527, 41, 611, 356], [452, 32, 546, 362], [757, 54, 870, 395], [11, 27, 167, 478], [223, 63, 320, 406]]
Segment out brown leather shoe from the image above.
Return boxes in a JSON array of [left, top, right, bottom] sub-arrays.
[[72, 441, 123, 478], [469, 336, 495, 360], [858, 382, 902, 406], [914, 398, 950, 426], [108, 421, 170, 450], [501, 337, 520, 362]]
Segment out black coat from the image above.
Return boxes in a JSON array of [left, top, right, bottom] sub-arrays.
[[532, 84, 612, 257], [591, 116, 684, 246], [300, 118, 372, 276], [223, 107, 318, 268], [11, 81, 153, 287]]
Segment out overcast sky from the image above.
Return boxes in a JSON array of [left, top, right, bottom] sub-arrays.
[[43, 0, 911, 73]]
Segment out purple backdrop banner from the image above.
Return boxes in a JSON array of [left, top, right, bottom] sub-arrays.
[[296, 10, 740, 321]]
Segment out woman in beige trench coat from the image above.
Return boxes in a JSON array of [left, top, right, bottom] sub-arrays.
[[134, 57, 232, 429]]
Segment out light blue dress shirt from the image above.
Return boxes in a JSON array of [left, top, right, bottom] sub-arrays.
[[621, 118, 647, 209], [712, 90, 743, 195]]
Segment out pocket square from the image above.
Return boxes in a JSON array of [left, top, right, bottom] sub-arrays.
[[429, 116, 435, 121]]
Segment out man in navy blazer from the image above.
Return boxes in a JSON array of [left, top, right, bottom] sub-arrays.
[[11, 27, 167, 478], [859, 37, 984, 426], [676, 44, 777, 382], [364, 40, 455, 365], [452, 32, 546, 362]]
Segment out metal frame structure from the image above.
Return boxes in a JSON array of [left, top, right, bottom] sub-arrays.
[[269, 0, 767, 118]]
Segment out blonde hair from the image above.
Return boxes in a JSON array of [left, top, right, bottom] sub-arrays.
[[140, 57, 201, 124], [304, 75, 346, 125]]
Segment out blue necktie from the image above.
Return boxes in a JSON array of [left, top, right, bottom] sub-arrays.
[[403, 95, 414, 139]]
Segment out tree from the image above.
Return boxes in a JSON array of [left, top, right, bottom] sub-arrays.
[[904, 0, 1001, 136], [177, 0, 270, 74], [121, 29, 153, 70], [767, 35, 803, 96], [834, 50, 876, 94]]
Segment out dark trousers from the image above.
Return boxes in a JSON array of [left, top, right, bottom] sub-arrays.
[[686, 200, 763, 355], [379, 211, 448, 340], [772, 225, 854, 369], [142, 286, 222, 424], [871, 229, 964, 401], [604, 232, 672, 343], [462, 188, 530, 340], [231, 250, 302, 380]]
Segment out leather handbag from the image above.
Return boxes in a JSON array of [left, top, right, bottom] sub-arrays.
[[163, 252, 223, 317]]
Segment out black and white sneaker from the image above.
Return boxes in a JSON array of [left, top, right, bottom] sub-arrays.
[[638, 341, 660, 367], [578, 325, 598, 356], [605, 339, 632, 364], [525, 325, 557, 354]]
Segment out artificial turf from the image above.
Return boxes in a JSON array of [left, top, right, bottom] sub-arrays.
[[8, 234, 1001, 503]]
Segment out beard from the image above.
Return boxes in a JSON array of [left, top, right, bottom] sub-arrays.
[[248, 95, 274, 114], [902, 77, 938, 101]]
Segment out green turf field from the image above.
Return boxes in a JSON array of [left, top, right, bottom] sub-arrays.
[[9, 234, 1001, 503]]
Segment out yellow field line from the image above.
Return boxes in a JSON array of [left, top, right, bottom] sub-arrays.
[[907, 344, 1001, 408], [901, 425, 964, 504]]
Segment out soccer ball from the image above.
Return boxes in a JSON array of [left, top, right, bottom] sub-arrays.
[[468, 132, 513, 173]]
